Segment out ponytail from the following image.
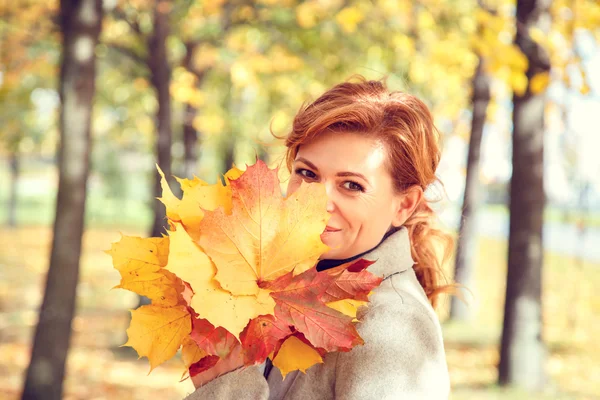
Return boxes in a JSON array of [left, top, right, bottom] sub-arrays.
[[403, 202, 456, 310]]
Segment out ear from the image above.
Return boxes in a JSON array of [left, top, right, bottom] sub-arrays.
[[391, 185, 423, 227]]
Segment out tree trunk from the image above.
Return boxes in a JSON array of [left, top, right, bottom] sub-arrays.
[[183, 102, 199, 178], [222, 140, 235, 174], [148, 0, 173, 239], [21, 1, 103, 398], [222, 87, 237, 174], [498, 0, 551, 390], [7, 150, 19, 227], [450, 57, 490, 321]]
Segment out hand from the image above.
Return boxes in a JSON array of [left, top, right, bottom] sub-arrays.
[[191, 345, 245, 389]]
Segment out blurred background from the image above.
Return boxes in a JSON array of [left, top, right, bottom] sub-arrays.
[[1, 0, 599, 399]]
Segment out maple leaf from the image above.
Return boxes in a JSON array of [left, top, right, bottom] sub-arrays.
[[189, 355, 220, 377], [108, 235, 169, 277], [111, 160, 384, 379], [263, 259, 382, 353], [107, 235, 184, 306], [157, 165, 243, 241], [240, 314, 292, 365], [271, 335, 324, 378], [325, 299, 368, 321], [123, 305, 191, 372], [181, 336, 206, 370], [190, 317, 238, 359], [198, 160, 330, 297], [164, 222, 275, 338]]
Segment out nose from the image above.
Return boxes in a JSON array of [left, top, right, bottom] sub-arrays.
[[325, 182, 336, 213]]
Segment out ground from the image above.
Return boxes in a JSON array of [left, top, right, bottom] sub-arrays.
[[0, 226, 598, 400]]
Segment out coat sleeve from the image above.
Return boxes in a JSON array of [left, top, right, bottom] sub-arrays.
[[183, 366, 269, 400], [334, 301, 450, 400]]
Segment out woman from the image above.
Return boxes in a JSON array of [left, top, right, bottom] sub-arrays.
[[185, 76, 455, 399]]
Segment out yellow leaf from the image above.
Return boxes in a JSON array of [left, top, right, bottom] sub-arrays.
[[116, 269, 183, 307], [158, 165, 233, 241], [529, 27, 547, 46], [325, 299, 368, 322], [296, 2, 318, 28], [272, 336, 323, 378], [107, 235, 169, 279], [175, 176, 206, 191], [224, 163, 244, 182], [530, 72, 550, 95], [124, 305, 191, 372], [164, 223, 276, 338], [335, 7, 364, 33], [510, 70, 528, 97], [157, 165, 182, 222], [200, 161, 330, 296], [181, 336, 206, 371]]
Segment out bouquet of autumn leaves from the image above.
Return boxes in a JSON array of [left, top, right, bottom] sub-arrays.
[[107, 160, 384, 380]]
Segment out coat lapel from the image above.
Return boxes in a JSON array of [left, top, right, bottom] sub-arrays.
[[362, 227, 414, 279]]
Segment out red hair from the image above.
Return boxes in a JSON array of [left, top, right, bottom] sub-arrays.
[[280, 75, 456, 309]]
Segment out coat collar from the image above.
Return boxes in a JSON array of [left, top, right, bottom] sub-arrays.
[[361, 226, 414, 279]]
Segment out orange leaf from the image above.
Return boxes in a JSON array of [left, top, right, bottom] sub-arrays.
[[240, 314, 292, 365], [198, 160, 330, 296]]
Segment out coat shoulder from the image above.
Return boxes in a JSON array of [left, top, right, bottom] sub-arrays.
[[333, 269, 450, 399]]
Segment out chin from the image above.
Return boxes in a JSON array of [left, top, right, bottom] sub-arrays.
[[319, 248, 345, 260]]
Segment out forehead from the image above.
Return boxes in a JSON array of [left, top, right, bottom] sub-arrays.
[[296, 131, 388, 173]]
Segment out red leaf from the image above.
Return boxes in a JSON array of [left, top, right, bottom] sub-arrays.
[[271, 293, 363, 352], [189, 355, 220, 377], [268, 262, 381, 305], [318, 268, 382, 303], [190, 317, 238, 359], [346, 258, 376, 273], [240, 314, 292, 364]]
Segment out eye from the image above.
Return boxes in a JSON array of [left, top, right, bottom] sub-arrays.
[[342, 181, 364, 192], [294, 168, 317, 180]]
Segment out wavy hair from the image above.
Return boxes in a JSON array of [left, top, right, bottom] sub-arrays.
[[279, 75, 456, 309]]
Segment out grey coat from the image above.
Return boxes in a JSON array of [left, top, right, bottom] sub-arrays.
[[184, 227, 450, 399]]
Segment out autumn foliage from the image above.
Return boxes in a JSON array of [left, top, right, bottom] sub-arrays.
[[108, 160, 383, 379]]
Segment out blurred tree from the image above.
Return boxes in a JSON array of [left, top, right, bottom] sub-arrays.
[[450, 56, 490, 321], [498, 0, 551, 391], [450, 2, 495, 321], [21, 0, 104, 399], [147, 0, 174, 238], [106, 0, 176, 238]]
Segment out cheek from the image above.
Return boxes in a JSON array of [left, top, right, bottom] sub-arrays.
[[346, 197, 393, 232]]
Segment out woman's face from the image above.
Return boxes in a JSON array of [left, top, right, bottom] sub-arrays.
[[287, 131, 413, 260]]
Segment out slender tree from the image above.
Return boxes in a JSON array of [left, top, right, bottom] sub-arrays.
[[450, 56, 490, 321], [148, 0, 173, 238], [499, 0, 551, 390], [21, 0, 103, 398]]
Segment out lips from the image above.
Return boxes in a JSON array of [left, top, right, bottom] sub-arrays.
[[323, 226, 341, 233]]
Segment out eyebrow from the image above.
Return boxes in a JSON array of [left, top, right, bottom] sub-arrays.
[[294, 157, 370, 183]]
